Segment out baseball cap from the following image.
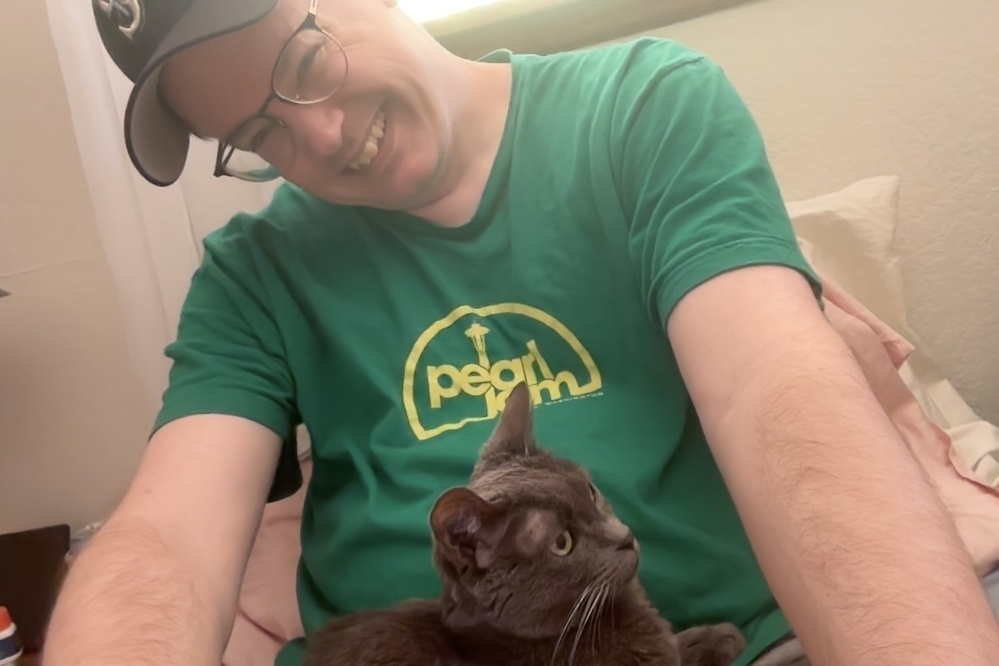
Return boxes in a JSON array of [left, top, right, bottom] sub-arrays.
[[92, 0, 278, 186]]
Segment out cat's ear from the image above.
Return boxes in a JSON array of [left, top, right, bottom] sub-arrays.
[[430, 487, 510, 569], [481, 382, 537, 461]]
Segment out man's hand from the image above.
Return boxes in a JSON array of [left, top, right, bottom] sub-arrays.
[[44, 414, 283, 666], [667, 264, 999, 665]]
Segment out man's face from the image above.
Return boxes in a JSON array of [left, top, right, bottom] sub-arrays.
[[159, 0, 454, 210]]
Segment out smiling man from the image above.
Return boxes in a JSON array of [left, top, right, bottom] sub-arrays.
[[45, 1, 999, 665]]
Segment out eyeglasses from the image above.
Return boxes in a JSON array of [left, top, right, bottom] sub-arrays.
[[213, 0, 347, 182]]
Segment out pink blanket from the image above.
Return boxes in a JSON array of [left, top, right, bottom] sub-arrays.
[[821, 276, 999, 577]]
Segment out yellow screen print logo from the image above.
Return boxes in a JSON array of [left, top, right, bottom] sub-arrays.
[[402, 303, 603, 440]]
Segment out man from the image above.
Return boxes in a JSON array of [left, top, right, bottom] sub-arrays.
[[46, 0, 999, 664]]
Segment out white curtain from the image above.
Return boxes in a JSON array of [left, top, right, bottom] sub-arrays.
[[46, 0, 282, 414]]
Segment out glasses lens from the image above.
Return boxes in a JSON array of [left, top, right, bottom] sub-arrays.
[[222, 116, 292, 181], [273, 29, 347, 103]]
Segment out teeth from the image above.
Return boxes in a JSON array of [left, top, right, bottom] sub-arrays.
[[348, 111, 386, 171]]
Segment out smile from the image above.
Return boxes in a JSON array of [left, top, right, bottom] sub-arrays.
[[348, 110, 386, 172]]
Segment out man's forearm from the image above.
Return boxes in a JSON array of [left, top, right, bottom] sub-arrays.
[[710, 332, 999, 665], [45, 516, 230, 666]]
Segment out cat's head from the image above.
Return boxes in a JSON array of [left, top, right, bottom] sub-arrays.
[[429, 382, 640, 638]]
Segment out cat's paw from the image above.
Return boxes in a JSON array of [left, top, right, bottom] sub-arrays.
[[708, 623, 747, 660], [676, 622, 747, 665]]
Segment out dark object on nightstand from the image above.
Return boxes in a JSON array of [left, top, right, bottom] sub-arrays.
[[0, 524, 70, 654]]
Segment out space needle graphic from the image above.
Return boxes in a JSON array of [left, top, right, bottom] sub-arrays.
[[464, 320, 491, 369]]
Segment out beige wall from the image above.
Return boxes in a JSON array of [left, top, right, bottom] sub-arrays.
[[642, 0, 999, 422], [1, 0, 996, 536], [0, 0, 150, 535]]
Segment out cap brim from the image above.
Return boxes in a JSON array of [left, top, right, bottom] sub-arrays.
[[123, 0, 278, 186]]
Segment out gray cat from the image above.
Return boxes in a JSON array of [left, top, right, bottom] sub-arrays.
[[304, 382, 747, 666]]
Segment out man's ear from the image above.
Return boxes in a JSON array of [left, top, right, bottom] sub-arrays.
[[430, 487, 510, 569], [479, 382, 537, 462]]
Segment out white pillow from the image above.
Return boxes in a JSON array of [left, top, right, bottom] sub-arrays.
[[786, 174, 912, 340]]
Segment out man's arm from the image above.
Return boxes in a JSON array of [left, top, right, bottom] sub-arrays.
[[44, 414, 283, 666], [667, 264, 999, 665]]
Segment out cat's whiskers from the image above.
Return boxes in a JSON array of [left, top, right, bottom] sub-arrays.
[[568, 585, 601, 665], [588, 582, 603, 659], [610, 582, 618, 639], [553, 581, 596, 663], [592, 580, 612, 658], [593, 581, 614, 657], [569, 578, 613, 666]]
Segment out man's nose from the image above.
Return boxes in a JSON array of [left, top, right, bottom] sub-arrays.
[[289, 104, 345, 158]]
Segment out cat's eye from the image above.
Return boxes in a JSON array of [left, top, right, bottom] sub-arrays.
[[551, 529, 574, 556]]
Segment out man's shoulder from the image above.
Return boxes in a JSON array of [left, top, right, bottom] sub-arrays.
[[201, 182, 362, 261], [513, 37, 712, 85], [593, 37, 721, 101], [585, 36, 708, 68], [505, 37, 720, 130]]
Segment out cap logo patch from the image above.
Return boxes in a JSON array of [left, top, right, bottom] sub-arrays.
[[96, 0, 143, 40]]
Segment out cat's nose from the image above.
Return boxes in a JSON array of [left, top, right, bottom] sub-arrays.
[[603, 516, 631, 542], [616, 530, 636, 550]]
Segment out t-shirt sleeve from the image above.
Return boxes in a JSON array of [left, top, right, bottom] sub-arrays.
[[612, 43, 822, 327], [152, 218, 302, 502]]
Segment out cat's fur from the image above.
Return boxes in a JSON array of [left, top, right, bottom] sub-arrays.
[[304, 382, 747, 666]]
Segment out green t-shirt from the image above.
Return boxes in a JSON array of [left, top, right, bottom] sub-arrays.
[[154, 37, 821, 666]]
